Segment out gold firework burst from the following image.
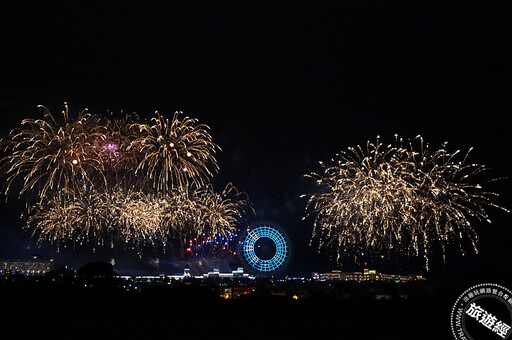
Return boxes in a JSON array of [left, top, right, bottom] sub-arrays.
[[0, 103, 106, 200], [303, 135, 508, 269], [129, 111, 220, 190]]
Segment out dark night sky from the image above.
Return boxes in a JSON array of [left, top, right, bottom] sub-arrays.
[[0, 1, 511, 280]]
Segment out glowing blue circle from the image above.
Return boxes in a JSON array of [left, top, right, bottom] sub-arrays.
[[242, 225, 288, 272]]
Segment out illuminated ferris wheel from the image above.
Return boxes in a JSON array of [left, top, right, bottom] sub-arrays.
[[241, 224, 289, 273]]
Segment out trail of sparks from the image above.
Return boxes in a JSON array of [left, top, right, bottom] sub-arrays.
[[303, 135, 508, 269]]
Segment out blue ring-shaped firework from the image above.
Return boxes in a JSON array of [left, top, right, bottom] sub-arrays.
[[242, 225, 288, 272]]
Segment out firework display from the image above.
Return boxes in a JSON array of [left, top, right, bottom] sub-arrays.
[[303, 135, 508, 268], [158, 184, 252, 244], [0, 104, 249, 250], [0, 104, 105, 200], [99, 112, 140, 173], [130, 112, 219, 190], [26, 189, 116, 249]]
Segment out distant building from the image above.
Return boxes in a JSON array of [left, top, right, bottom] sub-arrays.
[[204, 267, 252, 279], [231, 267, 245, 278], [1, 257, 54, 276], [126, 267, 255, 281], [314, 269, 425, 282]]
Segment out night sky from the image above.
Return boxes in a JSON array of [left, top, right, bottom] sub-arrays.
[[1, 1, 511, 280]]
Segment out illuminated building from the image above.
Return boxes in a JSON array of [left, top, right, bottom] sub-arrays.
[[315, 269, 425, 282], [231, 267, 246, 278], [1, 257, 54, 276], [183, 268, 191, 278], [317, 269, 344, 280], [204, 267, 253, 279], [127, 267, 255, 281]]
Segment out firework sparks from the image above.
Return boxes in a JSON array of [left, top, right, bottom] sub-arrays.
[[111, 190, 168, 247], [303, 135, 508, 269], [27, 189, 115, 249], [25, 183, 251, 249], [0, 103, 106, 200], [160, 183, 252, 243], [195, 183, 252, 237], [26, 192, 83, 247], [129, 111, 220, 191], [176, 184, 251, 258], [97, 113, 140, 171]]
